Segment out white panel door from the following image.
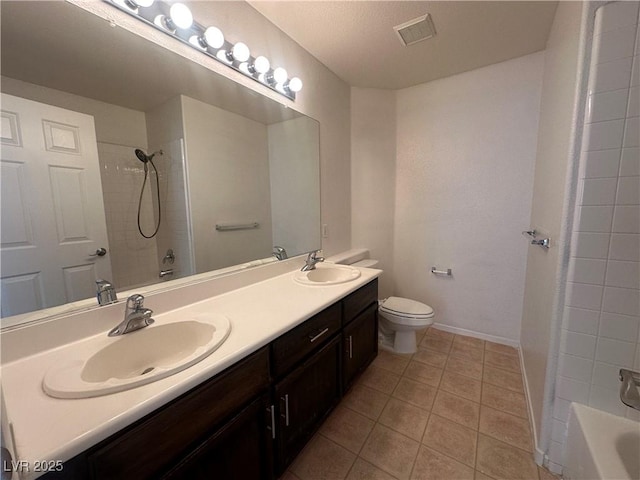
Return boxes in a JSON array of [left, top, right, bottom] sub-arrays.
[[1, 93, 112, 317]]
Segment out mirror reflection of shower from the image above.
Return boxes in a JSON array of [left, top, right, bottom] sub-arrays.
[[135, 148, 163, 238]]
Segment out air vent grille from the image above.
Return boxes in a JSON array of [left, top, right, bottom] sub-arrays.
[[394, 14, 436, 46]]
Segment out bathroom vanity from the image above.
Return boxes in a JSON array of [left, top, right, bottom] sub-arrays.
[[1, 265, 379, 480]]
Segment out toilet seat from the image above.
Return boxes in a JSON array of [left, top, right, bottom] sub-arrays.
[[379, 297, 434, 320]]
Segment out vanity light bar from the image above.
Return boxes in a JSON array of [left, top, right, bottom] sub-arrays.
[[106, 0, 302, 100]]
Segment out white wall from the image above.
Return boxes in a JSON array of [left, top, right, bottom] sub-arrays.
[[351, 88, 397, 299], [551, 1, 640, 471], [181, 96, 273, 272], [393, 53, 543, 343], [268, 117, 321, 257], [519, 1, 587, 464]]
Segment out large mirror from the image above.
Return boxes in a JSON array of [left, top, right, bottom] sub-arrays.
[[0, 1, 320, 323]]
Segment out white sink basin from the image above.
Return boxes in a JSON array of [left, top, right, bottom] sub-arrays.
[[294, 264, 361, 286], [43, 314, 231, 399]]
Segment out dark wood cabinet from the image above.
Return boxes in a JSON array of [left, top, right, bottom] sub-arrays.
[[343, 303, 378, 391], [162, 393, 273, 480], [274, 336, 341, 474], [43, 279, 378, 480]]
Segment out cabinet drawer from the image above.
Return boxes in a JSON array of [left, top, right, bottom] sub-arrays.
[[87, 347, 270, 480], [271, 303, 341, 378], [343, 279, 378, 325]]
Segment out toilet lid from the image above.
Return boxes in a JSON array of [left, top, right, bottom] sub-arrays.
[[380, 297, 434, 318]]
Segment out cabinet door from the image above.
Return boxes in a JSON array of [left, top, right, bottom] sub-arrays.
[[274, 335, 341, 474], [162, 393, 274, 480], [343, 303, 378, 391]]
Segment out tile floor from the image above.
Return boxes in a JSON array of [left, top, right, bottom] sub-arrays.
[[281, 327, 562, 480]]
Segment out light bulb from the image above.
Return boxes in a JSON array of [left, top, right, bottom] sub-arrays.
[[232, 42, 250, 62], [134, 0, 154, 6], [288, 77, 303, 92], [204, 26, 224, 48], [253, 56, 270, 74], [169, 3, 193, 29], [217, 50, 232, 64], [273, 67, 288, 84]]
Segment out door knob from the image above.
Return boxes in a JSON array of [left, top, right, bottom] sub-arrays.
[[89, 247, 107, 257]]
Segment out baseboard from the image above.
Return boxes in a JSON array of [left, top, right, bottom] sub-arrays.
[[519, 346, 546, 466], [431, 322, 519, 348]]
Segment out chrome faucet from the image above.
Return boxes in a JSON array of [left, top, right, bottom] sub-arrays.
[[108, 294, 154, 337], [96, 279, 117, 306], [301, 250, 324, 271], [273, 246, 288, 261]]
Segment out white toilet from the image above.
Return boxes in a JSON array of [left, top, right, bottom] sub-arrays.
[[326, 249, 435, 354], [378, 296, 434, 354]]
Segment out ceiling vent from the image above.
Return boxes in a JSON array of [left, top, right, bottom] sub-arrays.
[[394, 14, 436, 46]]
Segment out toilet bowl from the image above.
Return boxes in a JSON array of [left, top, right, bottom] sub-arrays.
[[325, 249, 435, 355], [378, 297, 434, 354]]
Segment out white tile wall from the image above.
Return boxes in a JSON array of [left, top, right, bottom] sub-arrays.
[[551, 1, 640, 470]]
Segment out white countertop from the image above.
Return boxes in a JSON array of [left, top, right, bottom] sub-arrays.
[[0, 265, 381, 479]]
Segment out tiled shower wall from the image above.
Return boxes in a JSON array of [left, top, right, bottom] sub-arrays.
[[97, 142, 160, 289], [549, 1, 640, 471]]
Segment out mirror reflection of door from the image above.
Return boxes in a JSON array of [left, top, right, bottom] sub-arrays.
[[1, 93, 112, 316]]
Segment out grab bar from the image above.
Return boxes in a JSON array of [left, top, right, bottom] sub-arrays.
[[619, 369, 640, 411], [215, 222, 259, 231]]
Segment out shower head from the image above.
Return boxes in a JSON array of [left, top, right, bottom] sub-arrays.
[[134, 148, 163, 163]]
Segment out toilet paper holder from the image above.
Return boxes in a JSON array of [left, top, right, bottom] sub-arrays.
[[431, 267, 452, 276], [523, 229, 551, 249]]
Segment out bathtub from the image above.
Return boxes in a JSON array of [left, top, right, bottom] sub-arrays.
[[564, 403, 640, 480]]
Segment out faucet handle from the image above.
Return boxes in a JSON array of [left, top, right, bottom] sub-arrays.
[[308, 249, 323, 260], [96, 279, 117, 305], [126, 294, 145, 310]]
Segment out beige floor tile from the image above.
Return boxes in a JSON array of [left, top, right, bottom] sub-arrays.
[[419, 335, 453, 354], [538, 465, 560, 480], [432, 390, 480, 430], [485, 341, 518, 357], [319, 406, 375, 454], [392, 378, 437, 411], [445, 354, 484, 380], [450, 343, 485, 362], [342, 384, 390, 420], [412, 348, 448, 368], [422, 414, 478, 467], [411, 446, 474, 480], [440, 370, 482, 402], [378, 398, 430, 441], [476, 434, 539, 480], [290, 434, 356, 480], [403, 361, 443, 387], [360, 424, 420, 480], [485, 350, 521, 373], [358, 365, 402, 394], [479, 405, 533, 453], [483, 365, 524, 392], [415, 328, 428, 346], [346, 458, 398, 480], [453, 334, 486, 351], [373, 350, 411, 375], [474, 471, 495, 480], [481, 383, 528, 418], [425, 327, 455, 341]]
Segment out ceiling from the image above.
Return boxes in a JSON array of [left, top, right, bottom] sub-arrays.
[[249, 1, 559, 90]]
